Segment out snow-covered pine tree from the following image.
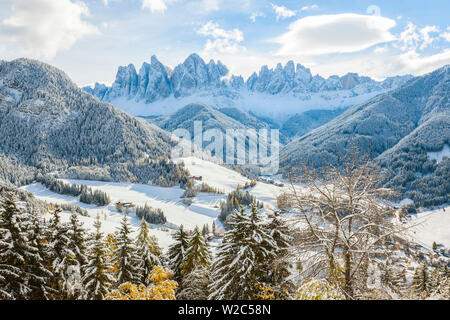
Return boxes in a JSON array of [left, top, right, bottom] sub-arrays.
[[209, 204, 277, 300], [68, 212, 88, 266], [180, 226, 211, 276], [381, 261, 406, 297], [27, 212, 54, 300], [412, 263, 431, 298], [432, 265, 450, 299], [167, 225, 189, 283], [48, 207, 76, 299], [112, 214, 140, 286], [201, 224, 209, 236], [0, 193, 42, 299], [264, 211, 295, 299], [177, 265, 210, 300], [135, 218, 161, 285], [66, 212, 88, 297], [82, 215, 114, 300]]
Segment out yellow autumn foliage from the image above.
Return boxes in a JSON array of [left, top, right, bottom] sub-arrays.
[[254, 282, 275, 300], [297, 279, 345, 300], [106, 266, 178, 300]]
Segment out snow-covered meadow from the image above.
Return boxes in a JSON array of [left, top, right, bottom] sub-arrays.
[[21, 157, 286, 250], [408, 206, 450, 249]]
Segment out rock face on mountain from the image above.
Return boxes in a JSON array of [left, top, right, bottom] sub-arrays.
[[281, 65, 450, 207], [0, 58, 188, 187], [84, 54, 413, 118]]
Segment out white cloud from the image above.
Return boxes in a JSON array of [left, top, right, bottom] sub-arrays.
[[200, 0, 221, 12], [373, 46, 387, 54], [271, 3, 296, 21], [275, 14, 396, 56], [398, 23, 441, 51], [394, 49, 450, 75], [442, 32, 450, 42], [186, 0, 224, 13], [250, 11, 265, 23], [141, 0, 169, 12], [398, 22, 420, 51], [0, 0, 99, 59], [197, 21, 245, 54], [301, 4, 318, 11], [293, 48, 450, 81], [102, 0, 121, 6], [419, 25, 439, 50]]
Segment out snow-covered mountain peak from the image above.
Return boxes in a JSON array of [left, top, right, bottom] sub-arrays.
[[83, 53, 413, 118]]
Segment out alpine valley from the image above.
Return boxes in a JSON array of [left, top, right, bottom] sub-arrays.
[[0, 54, 449, 301]]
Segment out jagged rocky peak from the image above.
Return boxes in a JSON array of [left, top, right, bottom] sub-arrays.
[[108, 63, 138, 99], [170, 54, 229, 97], [86, 82, 108, 100], [295, 63, 313, 83], [246, 61, 315, 94], [141, 55, 172, 102], [83, 53, 414, 116], [230, 75, 245, 89]]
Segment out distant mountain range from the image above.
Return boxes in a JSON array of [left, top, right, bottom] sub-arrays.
[[0, 58, 188, 187], [83, 53, 413, 120]]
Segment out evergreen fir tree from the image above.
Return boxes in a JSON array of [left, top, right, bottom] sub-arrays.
[[112, 214, 140, 285], [212, 221, 216, 236], [27, 212, 54, 300], [135, 218, 161, 285], [382, 261, 406, 297], [209, 205, 277, 300], [264, 211, 295, 299], [434, 265, 450, 299], [0, 193, 42, 299], [82, 216, 114, 300], [167, 225, 189, 283], [412, 263, 431, 298], [201, 224, 209, 237], [48, 207, 75, 299], [66, 212, 88, 297], [68, 212, 88, 266], [177, 265, 210, 300], [180, 226, 211, 277]]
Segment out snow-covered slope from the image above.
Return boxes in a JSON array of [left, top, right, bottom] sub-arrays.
[[84, 53, 413, 120], [22, 181, 217, 231], [177, 157, 285, 208], [281, 65, 450, 208], [427, 144, 450, 163], [408, 206, 450, 249]]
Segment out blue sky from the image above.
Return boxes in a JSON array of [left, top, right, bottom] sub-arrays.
[[0, 0, 449, 86]]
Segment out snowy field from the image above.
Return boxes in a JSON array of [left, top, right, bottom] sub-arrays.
[[408, 206, 450, 249], [20, 155, 449, 252], [21, 156, 286, 249], [177, 157, 285, 209]]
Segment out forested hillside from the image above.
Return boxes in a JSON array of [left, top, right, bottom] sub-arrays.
[[281, 65, 450, 207], [0, 59, 189, 187]]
